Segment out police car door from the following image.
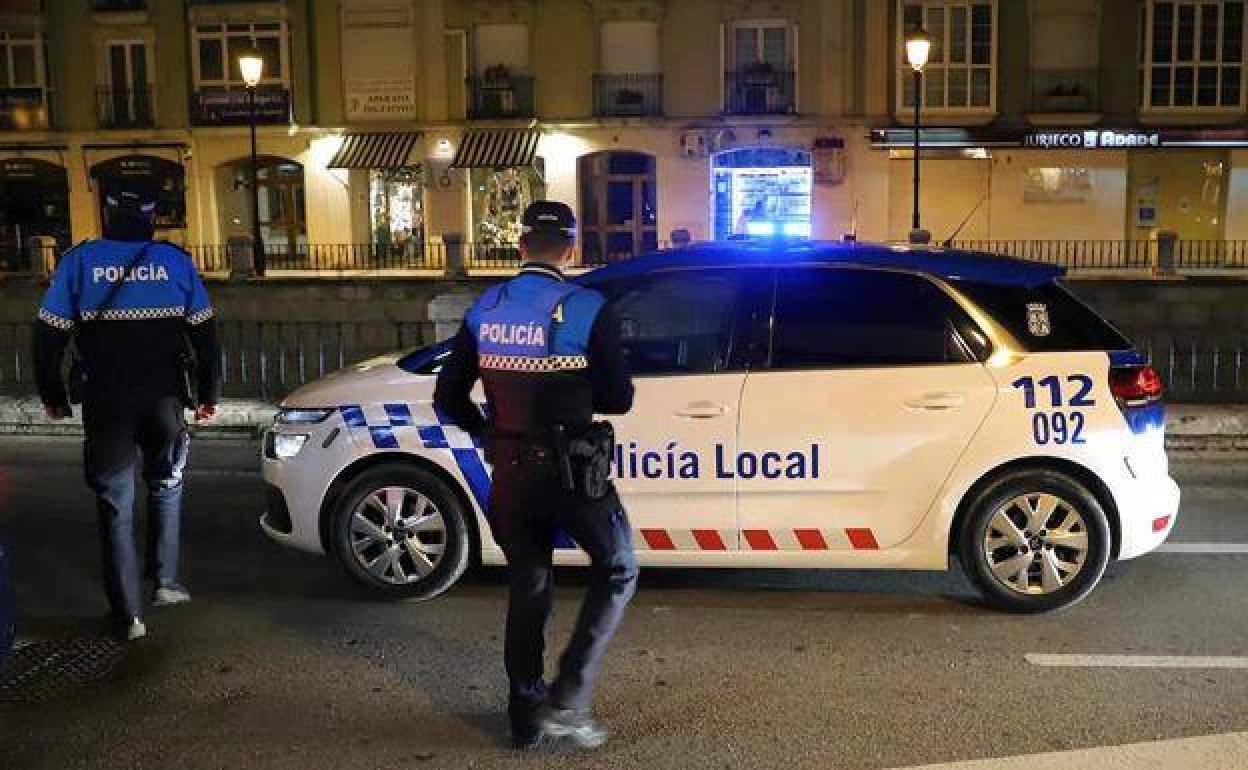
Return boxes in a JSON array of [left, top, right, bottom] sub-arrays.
[[736, 266, 996, 557], [596, 268, 762, 554]]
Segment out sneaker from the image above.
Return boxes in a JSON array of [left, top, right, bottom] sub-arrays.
[[153, 583, 191, 607], [118, 617, 146, 642], [537, 706, 608, 750]]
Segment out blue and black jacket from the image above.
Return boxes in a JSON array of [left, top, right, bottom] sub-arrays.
[[33, 239, 223, 409], [434, 262, 633, 442]]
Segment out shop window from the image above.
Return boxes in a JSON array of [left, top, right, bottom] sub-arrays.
[[0, 158, 70, 271], [471, 162, 545, 258], [579, 152, 658, 264], [897, 1, 995, 112], [228, 157, 306, 252], [712, 147, 811, 241], [1140, 1, 1244, 109], [370, 169, 423, 252]]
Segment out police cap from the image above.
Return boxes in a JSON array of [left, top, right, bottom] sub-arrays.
[[522, 201, 576, 237]]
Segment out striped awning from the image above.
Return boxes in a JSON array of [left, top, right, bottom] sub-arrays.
[[450, 129, 541, 169], [327, 132, 421, 169]]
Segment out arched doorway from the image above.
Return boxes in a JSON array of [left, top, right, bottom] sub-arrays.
[[217, 156, 306, 251], [712, 146, 811, 240], [578, 151, 657, 263], [90, 154, 187, 233], [0, 158, 70, 271]]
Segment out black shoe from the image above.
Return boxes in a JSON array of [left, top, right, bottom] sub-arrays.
[[509, 697, 546, 750], [537, 706, 608, 750]]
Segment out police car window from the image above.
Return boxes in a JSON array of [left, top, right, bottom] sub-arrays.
[[771, 268, 977, 368], [599, 270, 741, 375], [949, 280, 1131, 353]]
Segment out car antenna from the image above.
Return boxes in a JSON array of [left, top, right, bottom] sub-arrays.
[[843, 199, 859, 242], [942, 194, 988, 248]]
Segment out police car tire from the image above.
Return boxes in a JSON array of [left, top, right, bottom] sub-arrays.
[[957, 469, 1111, 614], [331, 465, 472, 601]]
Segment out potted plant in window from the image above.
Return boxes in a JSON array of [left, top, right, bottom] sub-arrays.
[[613, 87, 646, 114]]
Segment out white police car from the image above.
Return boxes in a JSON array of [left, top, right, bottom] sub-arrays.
[[261, 241, 1179, 613]]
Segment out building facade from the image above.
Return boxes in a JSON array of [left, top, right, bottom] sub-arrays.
[[3, 0, 1248, 270]]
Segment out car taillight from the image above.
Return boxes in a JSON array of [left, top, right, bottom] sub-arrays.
[[1110, 365, 1163, 408]]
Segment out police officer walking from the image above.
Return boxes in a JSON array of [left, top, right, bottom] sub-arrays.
[[32, 184, 222, 642], [435, 201, 637, 750]]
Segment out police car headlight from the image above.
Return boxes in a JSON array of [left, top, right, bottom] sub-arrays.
[[275, 408, 333, 425], [271, 433, 310, 459]]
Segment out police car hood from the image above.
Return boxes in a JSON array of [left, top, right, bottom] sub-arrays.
[[280, 353, 435, 408]]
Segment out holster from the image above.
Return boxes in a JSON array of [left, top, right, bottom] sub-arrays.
[[556, 421, 615, 501]]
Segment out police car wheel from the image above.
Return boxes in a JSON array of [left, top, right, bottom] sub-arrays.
[[331, 465, 471, 600], [958, 469, 1111, 613]]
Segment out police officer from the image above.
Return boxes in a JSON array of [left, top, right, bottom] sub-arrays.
[[434, 201, 637, 750], [32, 184, 222, 642]]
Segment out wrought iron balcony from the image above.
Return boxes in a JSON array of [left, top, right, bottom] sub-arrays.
[[97, 87, 154, 129], [467, 75, 535, 119], [724, 68, 796, 115], [1029, 68, 1100, 113], [593, 73, 663, 117], [92, 0, 146, 10]]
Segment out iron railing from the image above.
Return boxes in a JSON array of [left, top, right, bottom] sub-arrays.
[[593, 74, 663, 117], [92, 1, 147, 11], [96, 86, 153, 129], [1029, 68, 1100, 113], [951, 240, 1156, 270], [0, 320, 436, 400], [467, 75, 535, 119], [724, 69, 796, 115]]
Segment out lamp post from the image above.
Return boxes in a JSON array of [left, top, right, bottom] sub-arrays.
[[238, 47, 266, 276], [904, 28, 932, 245]]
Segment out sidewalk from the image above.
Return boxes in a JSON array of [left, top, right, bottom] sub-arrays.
[[1, 396, 1246, 448]]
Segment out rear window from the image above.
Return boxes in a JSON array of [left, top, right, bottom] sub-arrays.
[[951, 280, 1131, 352]]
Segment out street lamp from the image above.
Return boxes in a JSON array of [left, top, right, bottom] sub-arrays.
[[905, 27, 932, 245], [239, 46, 266, 276]]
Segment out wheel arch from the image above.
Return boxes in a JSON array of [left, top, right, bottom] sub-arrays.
[[947, 456, 1122, 560], [317, 451, 483, 562]]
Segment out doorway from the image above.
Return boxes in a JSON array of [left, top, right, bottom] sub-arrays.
[[223, 156, 307, 252], [578, 151, 658, 263], [0, 158, 70, 271]]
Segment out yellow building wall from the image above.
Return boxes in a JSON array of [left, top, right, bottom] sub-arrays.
[[662, 0, 722, 118], [989, 150, 1129, 242], [532, 0, 595, 119]]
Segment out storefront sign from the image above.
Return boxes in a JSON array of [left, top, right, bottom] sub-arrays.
[[190, 86, 291, 126], [1023, 130, 1161, 149], [346, 77, 417, 121], [812, 137, 845, 186]]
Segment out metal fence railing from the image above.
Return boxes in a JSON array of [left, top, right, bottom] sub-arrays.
[[951, 240, 1156, 270], [593, 73, 663, 117], [0, 320, 436, 400], [724, 69, 797, 115]]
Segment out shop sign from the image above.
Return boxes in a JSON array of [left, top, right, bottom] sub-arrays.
[[346, 77, 417, 121], [190, 86, 291, 126], [1023, 129, 1161, 149], [342, 3, 417, 122], [812, 137, 846, 186]]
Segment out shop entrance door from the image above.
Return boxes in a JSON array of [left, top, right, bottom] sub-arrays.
[[579, 151, 658, 263], [1128, 149, 1228, 241], [255, 159, 307, 253]]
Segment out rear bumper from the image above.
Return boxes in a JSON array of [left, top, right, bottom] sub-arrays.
[[1116, 474, 1181, 560]]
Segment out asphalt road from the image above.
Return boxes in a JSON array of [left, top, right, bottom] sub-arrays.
[[1, 437, 1246, 769]]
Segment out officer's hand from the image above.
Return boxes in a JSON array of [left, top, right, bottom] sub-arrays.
[[44, 404, 72, 420], [194, 404, 217, 422]]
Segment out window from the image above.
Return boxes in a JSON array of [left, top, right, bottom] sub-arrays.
[[1140, 1, 1244, 108], [771, 268, 981, 368], [732, 22, 791, 70], [953, 281, 1131, 353], [192, 21, 287, 87], [898, 1, 995, 111], [600, 270, 744, 376], [0, 30, 43, 88]]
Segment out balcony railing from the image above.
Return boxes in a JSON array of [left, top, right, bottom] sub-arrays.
[[593, 73, 663, 117], [724, 69, 796, 115], [92, 0, 147, 10], [467, 75, 535, 119], [96, 87, 154, 129], [1029, 68, 1101, 113]]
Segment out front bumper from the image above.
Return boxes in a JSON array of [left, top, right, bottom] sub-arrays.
[[1116, 473, 1181, 560], [259, 423, 353, 556]]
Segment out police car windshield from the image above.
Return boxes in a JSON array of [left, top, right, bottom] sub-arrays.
[[397, 340, 453, 375], [951, 279, 1131, 353]]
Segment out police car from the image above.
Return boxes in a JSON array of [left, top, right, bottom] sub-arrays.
[[261, 241, 1178, 613]]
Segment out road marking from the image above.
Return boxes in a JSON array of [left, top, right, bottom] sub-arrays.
[[1026, 654, 1248, 669], [1158, 542, 1248, 554], [892, 731, 1248, 769]]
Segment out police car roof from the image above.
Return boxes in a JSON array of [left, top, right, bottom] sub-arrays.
[[579, 239, 1064, 289]]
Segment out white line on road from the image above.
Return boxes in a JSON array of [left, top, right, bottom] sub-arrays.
[[1158, 542, 1248, 554], [1026, 654, 1248, 669], [892, 731, 1248, 770]]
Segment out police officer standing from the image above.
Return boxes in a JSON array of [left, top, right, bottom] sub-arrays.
[[435, 201, 637, 750], [33, 184, 222, 642]]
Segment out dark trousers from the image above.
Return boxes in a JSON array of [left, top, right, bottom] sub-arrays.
[[487, 445, 639, 712], [83, 393, 190, 621]]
